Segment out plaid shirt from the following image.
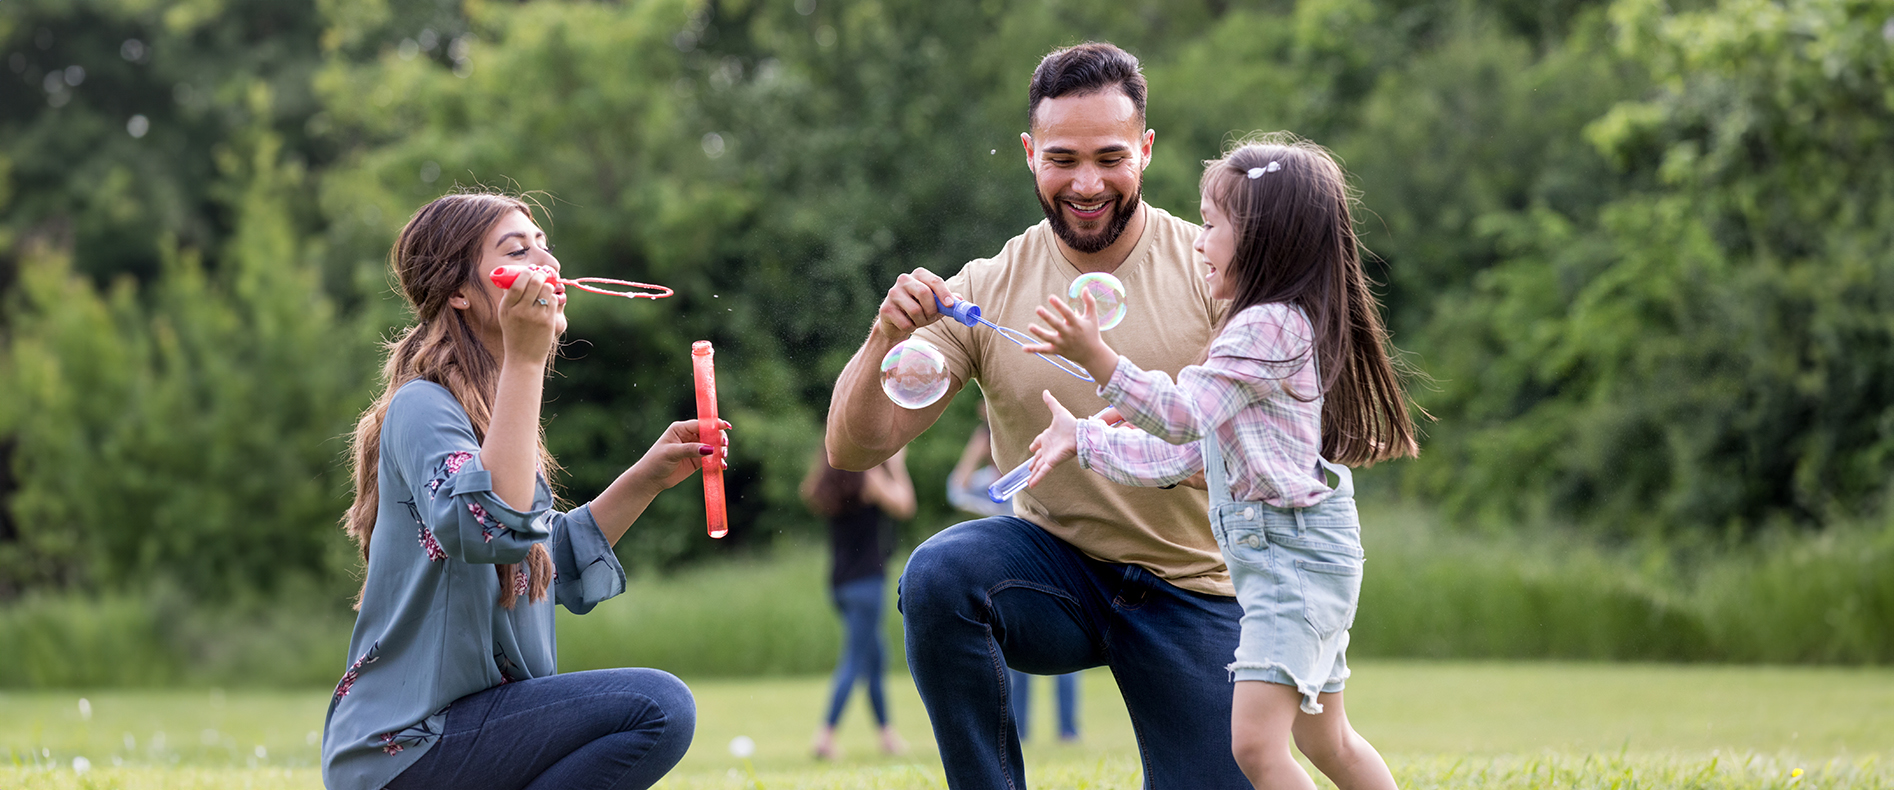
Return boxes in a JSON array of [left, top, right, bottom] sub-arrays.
[[1077, 303, 1333, 508]]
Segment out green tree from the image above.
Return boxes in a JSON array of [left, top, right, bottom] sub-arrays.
[[0, 99, 369, 599], [1406, 0, 1894, 537]]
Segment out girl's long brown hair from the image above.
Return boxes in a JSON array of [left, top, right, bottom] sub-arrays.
[[1201, 133, 1422, 465], [344, 192, 557, 609]]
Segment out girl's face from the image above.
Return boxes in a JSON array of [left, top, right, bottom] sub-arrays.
[[454, 210, 567, 347], [1194, 189, 1238, 301]]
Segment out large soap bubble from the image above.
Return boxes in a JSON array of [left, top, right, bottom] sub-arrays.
[[880, 338, 951, 409], [1068, 272, 1128, 330]]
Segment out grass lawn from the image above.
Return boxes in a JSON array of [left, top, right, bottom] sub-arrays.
[[2, 661, 1890, 788]]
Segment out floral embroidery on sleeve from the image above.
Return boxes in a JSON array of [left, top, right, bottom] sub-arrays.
[[333, 642, 381, 700], [468, 502, 500, 542], [424, 451, 475, 499]]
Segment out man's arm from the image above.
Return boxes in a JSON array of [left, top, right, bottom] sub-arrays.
[[826, 268, 965, 471]]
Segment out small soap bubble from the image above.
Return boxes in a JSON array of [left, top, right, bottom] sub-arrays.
[[1068, 272, 1128, 330], [78, 698, 91, 720], [72, 756, 91, 773], [880, 338, 950, 409], [728, 735, 756, 758]]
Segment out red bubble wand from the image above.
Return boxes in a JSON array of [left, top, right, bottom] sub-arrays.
[[692, 341, 728, 539], [490, 264, 674, 300]]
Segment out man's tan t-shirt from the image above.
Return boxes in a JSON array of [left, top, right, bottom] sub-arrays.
[[912, 205, 1232, 597]]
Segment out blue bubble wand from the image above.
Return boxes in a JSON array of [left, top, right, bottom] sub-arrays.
[[934, 297, 1094, 383]]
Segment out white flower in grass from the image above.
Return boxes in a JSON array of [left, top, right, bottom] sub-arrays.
[[728, 735, 756, 758]]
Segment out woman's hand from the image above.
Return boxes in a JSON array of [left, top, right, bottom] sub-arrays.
[[630, 418, 732, 492], [590, 418, 732, 545], [1023, 290, 1119, 383], [1025, 390, 1080, 488], [496, 264, 565, 364]]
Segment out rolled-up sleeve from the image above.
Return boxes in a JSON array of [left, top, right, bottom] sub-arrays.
[[548, 503, 627, 614], [388, 383, 552, 565]]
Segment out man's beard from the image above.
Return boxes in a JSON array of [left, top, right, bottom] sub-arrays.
[[1037, 183, 1142, 255]]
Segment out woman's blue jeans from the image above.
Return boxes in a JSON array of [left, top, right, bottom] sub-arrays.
[[900, 516, 1249, 789], [825, 575, 890, 727], [384, 668, 694, 790]]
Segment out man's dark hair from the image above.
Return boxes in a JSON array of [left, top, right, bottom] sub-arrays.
[[1027, 42, 1147, 131]]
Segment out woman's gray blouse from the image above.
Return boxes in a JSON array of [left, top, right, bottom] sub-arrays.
[[321, 380, 627, 790]]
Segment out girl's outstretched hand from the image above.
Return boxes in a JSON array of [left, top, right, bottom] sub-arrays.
[[1023, 290, 1118, 383], [1026, 391, 1080, 488], [632, 418, 733, 491]]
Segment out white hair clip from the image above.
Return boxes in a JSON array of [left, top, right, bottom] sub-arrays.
[[1246, 161, 1282, 179]]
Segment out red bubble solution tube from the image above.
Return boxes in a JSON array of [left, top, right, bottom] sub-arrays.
[[692, 341, 728, 539], [490, 264, 674, 300]]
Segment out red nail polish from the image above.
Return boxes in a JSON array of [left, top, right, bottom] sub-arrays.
[[699, 446, 714, 456]]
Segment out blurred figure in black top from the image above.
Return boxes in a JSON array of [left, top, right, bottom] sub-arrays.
[[946, 400, 1082, 743], [801, 445, 915, 760]]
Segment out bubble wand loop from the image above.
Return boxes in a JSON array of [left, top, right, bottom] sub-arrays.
[[692, 341, 728, 539], [490, 264, 674, 300], [934, 298, 1093, 383]]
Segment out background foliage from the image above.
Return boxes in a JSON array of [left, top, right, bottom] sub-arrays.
[[1, 0, 1890, 669]]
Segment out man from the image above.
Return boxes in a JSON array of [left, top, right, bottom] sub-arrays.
[[825, 42, 1245, 788]]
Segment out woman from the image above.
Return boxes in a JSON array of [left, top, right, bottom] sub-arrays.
[[323, 191, 718, 790], [800, 445, 914, 759]]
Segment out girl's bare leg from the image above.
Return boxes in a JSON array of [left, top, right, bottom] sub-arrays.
[[1230, 681, 1316, 790], [1290, 690, 1397, 790]]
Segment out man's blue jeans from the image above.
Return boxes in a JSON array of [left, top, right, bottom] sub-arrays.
[[900, 516, 1248, 789], [1007, 669, 1079, 740]]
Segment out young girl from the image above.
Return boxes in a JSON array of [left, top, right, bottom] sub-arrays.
[[1021, 135, 1418, 790], [323, 191, 721, 790]]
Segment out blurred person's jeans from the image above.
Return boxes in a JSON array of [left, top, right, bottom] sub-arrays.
[[1007, 669, 1079, 741], [384, 668, 694, 790], [900, 516, 1248, 789], [825, 575, 890, 727]]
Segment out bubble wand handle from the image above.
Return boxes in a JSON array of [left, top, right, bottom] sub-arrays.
[[691, 341, 728, 539], [987, 407, 1124, 503], [931, 296, 1093, 383]]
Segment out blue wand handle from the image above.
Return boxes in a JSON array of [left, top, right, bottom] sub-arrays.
[[934, 296, 982, 327]]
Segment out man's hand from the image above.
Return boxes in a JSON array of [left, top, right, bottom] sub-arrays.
[[876, 268, 959, 341]]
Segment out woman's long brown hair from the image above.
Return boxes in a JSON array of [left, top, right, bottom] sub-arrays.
[[1201, 133, 1423, 465], [344, 191, 557, 609]]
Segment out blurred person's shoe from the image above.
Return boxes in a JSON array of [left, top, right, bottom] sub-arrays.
[[879, 725, 908, 755], [813, 727, 838, 760]]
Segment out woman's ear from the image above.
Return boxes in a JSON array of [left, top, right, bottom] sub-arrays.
[[448, 289, 472, 311]]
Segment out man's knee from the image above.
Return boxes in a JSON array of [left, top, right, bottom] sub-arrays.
[[899, 520, 1010, 612]]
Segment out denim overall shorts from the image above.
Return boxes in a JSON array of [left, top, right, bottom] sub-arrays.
[[1204, 430, 1363, 715]]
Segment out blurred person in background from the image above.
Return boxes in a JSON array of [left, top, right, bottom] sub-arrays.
[[325, 191, 713, 790], [947, 401, 1081, 743], [801, 444, 916, 759]]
